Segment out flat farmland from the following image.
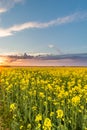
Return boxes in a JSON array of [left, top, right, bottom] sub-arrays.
[[0, 67, 87, 130]]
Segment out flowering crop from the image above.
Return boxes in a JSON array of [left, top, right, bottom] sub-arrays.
[[0, 67, 87, 130]]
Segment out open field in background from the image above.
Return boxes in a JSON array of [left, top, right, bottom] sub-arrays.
[[0, 67, 87, 130]]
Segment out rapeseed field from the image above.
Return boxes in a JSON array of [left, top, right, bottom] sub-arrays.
[[0, 67, 87, 130]]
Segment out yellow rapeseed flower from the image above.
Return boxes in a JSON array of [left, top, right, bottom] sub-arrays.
[[32, 106, 37, 111], [56, 109, 63, 118], [20, 125, 23, 130], [72, 96, 80, 106], [50, 112, 54, 117], [35, 114, 42, 122], [27, 123, 31, 129], [39, 92, 45, 98], [10, 103, 17, 112], [43, 118, 52, 130]]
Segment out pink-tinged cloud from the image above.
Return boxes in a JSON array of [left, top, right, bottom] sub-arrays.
[[0, 11, 87, 37], [6, 59, 87, 66], [2, 56, 87, 66]]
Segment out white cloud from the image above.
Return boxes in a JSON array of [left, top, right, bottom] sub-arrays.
[[48, 44, 63, 55], [0, 8, 7, 13], [48, 44, 54, 48], [0, 28, 12, 37], [0, 11, 87, 37], [0, 0, 23, 13]]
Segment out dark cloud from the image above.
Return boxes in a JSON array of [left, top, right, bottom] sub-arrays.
[[1, 53, 87, 66]]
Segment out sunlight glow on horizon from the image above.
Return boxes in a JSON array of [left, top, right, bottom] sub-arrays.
[[0, 57, 8, 65]]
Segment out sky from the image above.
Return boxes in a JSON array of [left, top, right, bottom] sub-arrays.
[[0, 0, 87, 66]]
